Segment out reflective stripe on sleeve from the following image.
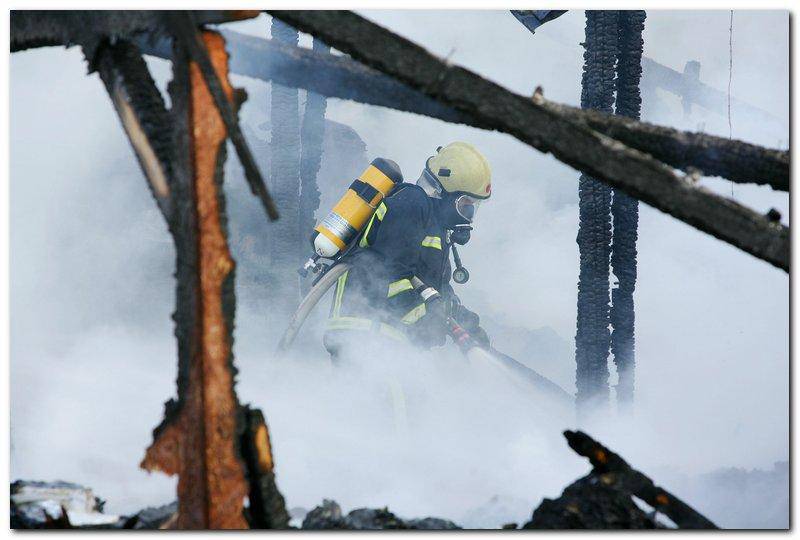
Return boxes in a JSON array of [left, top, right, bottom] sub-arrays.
[[401, 303, 427, 324], [421, 235, 442, 250], [332, 270, 349, 317], [359, 214, 377, 248], [358, 202, 388, 248], [325, 316, 407, 341], [326, 316, 370, 332], [387, 278, 414, 298]]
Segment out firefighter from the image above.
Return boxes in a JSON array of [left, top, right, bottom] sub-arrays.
[[323, 142, 492, 362]]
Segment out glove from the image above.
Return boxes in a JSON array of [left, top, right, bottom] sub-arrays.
[[426, 295, 449, 323], [451, 303, 490, 348], [452, 304, 480, 332], [420, 295, 450, 348]]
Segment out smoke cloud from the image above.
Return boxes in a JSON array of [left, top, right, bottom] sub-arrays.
[[10, 10, 788, 528]]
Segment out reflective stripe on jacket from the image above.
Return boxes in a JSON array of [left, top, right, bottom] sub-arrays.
[[324, 182, 454, 345]]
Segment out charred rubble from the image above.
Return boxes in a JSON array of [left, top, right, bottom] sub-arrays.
[[12, 430, 717, 530], [520, 431, 717, 529], [9, 483, 459, 530], [300, 500, 461, 530]]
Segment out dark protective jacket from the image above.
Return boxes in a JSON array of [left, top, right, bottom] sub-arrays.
[[324, 183, 455, 350]]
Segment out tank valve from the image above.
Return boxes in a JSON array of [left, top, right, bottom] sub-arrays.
[[298, 255, 321, 278]]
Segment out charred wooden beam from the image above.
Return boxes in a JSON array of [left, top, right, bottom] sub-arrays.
[[539, 99, 789, 191], [138, 28, 788, 191], [10, 10, 258, 55], [609, 10, 646, 410], [268, 19, 303, 318], [522, 474, 659, 529], [267, 10, 788, 272], [564, 430, 718, 529], [136, 28, 467, 125], [575, 10, 617, 415], [166, 11, 279, 221], [91, 39, 174, 221], [140, 31, 249, 530], [13, 11, 785, 191]]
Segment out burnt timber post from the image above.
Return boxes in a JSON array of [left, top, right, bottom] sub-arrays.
[[610, 11, 646, 410], [268, 18, 303, 322], [138, 31, 249, 529], [575, 10, 617, 418]]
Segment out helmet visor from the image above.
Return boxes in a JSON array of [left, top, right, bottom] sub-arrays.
[[455, 194, 481, 222]]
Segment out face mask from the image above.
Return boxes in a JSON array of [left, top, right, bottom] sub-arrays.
[[440, 192, 481, 228], [450, 225, 472, 245], [454, 194, 480, 222]]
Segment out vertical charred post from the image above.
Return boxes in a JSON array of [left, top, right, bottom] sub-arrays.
[[140, 31, 249, 529], [575, 10, 618, 418], [269, 18, 303, 317], [611, 10, 646, 410], [298, 38, 330, 291]]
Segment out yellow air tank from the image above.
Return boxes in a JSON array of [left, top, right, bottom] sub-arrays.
[[312, 158, 403, 258]]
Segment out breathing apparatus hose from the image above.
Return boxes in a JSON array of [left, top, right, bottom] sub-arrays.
[[277, 262, 351, 353]]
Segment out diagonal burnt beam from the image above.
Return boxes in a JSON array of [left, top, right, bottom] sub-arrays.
[[13, 10, 786, 191], [267, 10, 788, 272], [539, 98, 789, 191], [141, 30, 249, 530], [10, 10, 259, 54], [166, 11, 279, 221], [137, 28, 788, 191], [135, 28, 468, 126], [564, 430, 718, 529], [90, 39, 174, 221]]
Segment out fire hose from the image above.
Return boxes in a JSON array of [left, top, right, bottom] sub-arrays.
[[276, 262, 351, 352]]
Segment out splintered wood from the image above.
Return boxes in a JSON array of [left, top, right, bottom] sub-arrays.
[[563, 430, 717, 529], [141, 31, 248, 530]]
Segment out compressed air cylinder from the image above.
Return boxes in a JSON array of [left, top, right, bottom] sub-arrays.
[[313, 158, 403, 258]]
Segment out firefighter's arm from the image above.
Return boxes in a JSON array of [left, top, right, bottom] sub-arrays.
[[368, 187, 429, 314]]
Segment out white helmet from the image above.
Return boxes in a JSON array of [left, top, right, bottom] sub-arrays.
[[419, 141, 492, 199], [417, 142, 491, 223]]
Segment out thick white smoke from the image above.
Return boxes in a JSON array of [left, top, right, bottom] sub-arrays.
[[10, 10, 788, 528]]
